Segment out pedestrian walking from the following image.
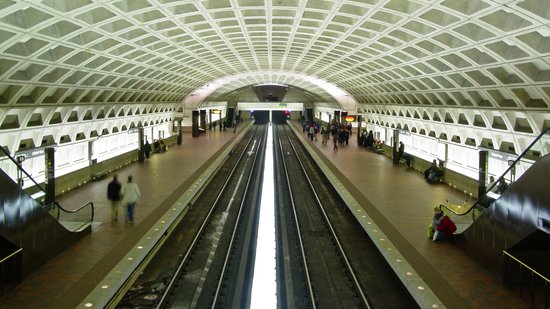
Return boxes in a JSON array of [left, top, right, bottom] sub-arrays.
[[107, 175, 122, 222], [121, 175, 141, 224]]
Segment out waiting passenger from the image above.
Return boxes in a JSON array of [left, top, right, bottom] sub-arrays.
[[398, 142, 404, 162], [433, 211, 457, 242], [153, 139, 160, 153], [424, 160, 437, 179], [143, 140, 151, 159], [427, 164, 444, 184], [428, 206, 442, 239], [487, 175, 497, 192], [496, 178, 509, 194], [365, 130, 374, 149], [359, 129, 367, 146], [372, 139, 384, 154]]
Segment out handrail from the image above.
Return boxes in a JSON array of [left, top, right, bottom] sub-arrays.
[[440, 126, 550, 217], [503, 251, 550, 283], [0, 145, 94, 229], [0, 248, 23, 264], [503, 250, 550, 308], [67, 201, 95, 222]]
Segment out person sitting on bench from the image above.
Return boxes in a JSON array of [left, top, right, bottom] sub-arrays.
[[426, 160, 444, 183]]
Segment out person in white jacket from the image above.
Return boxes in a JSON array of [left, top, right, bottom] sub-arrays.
[[121, 175, 141, 224]]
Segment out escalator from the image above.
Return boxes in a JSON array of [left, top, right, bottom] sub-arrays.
[[441, 128, 550, 277], [0, 146, 94, 285]]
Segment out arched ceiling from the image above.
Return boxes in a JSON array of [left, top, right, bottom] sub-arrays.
[[184, 71, 355, 109], [0, 0, 549, 126]]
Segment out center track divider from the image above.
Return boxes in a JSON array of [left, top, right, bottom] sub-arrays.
[[287, 121, 445, 309], [77, 121, 255, 309]]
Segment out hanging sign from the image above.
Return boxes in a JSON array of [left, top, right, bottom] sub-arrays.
[[344, 115, 356, 122]]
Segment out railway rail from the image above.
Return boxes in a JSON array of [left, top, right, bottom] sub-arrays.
[[274, 124, 418, 308]]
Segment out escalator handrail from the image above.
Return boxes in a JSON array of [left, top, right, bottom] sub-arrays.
[[440, 126, 550, 217], [0, 145, 94, 226], [58, 201, 95, 222]]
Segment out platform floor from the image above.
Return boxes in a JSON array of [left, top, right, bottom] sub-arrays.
[[1, 122, 531, 309]]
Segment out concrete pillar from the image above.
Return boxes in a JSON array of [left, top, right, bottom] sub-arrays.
[[200, 110, 207, 132], [44, 147, 55, 205], [478, 150, 488, 199], [192, 110, 200, 137], [177, 119, 182, 145], [138, 127, 144, 162], [357, 115, 362, 144], [392, 130, 400, 164]]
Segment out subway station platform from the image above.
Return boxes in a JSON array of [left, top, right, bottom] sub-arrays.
[[1, 122, 530, 309]]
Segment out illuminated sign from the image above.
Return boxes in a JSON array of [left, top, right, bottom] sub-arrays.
[[344, 115, 356, 122], [212, 109, 221, 114]]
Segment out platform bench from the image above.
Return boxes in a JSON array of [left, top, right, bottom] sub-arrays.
[[92, 170, 109, 181]]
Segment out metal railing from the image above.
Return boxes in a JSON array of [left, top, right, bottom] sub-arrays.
[[0, 248, 22, 297], [503, 251, 549, 309]]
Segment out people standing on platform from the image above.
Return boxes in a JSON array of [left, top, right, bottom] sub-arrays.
[[219, 121, 222, 131], [365, 130, 374, 149], [333, 131, 339, 151], [143, 140, 151, 159], [107, 175, 122, 222], [359, 129, 367, 146], [313, 123, 319, 141], [306, 124, 311, 140], [398, 142, 404, 162], [233, 120, 237, 133], [321, 126, 327, 144], [121, 175, 141, 224], [487, 175, 497, 192], [496, 177, 509, 194]]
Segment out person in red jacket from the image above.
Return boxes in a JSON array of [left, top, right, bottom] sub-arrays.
[[433, 213, 457, 242]]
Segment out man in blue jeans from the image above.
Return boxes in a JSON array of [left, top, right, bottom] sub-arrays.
[[121, 175, 141, 224]]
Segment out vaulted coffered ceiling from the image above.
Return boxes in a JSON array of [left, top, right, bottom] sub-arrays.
[[1, 0, 550, 139]]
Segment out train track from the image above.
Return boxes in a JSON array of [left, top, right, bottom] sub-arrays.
[[274, 124, 418, 309], [117, 125, 267, 308]]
